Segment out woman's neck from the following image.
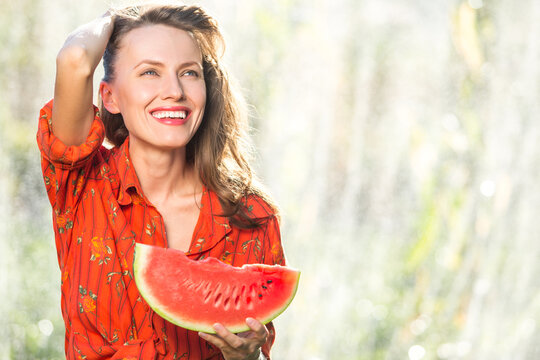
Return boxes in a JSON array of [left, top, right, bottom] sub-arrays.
[[128, 137, 202, 205]]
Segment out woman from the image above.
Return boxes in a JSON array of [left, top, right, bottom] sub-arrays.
[[37, 4, 286, 360]]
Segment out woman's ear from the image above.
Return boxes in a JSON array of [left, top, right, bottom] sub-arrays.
[[100, 81, 120, 114]]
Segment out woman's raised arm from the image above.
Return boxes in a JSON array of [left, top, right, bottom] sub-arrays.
[[52, 12, 114, 146]]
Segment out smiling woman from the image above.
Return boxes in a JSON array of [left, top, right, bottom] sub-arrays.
[[100, 25, 206, 152], [100, 25, 207, 151], [37, 3, 286, 360]]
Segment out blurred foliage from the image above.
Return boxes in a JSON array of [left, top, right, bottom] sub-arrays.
[[2, 0, 540, 359], [1, 0, 64, 358], [0, 103, 64, 359]]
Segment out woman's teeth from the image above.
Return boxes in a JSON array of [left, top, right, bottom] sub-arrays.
[[152, 111, 187, 119]]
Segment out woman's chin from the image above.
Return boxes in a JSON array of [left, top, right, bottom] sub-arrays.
[[130, 134, 192, 152]]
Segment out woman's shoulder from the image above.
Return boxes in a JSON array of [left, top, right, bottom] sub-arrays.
[[204, 186, 275, 217], [243, 191, 279, 219]]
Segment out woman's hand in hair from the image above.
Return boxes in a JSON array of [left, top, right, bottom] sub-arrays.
[[198, 318, 268, 360], [59, 11, 114, 75]]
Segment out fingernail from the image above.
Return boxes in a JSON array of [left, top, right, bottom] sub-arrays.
[[213, 323, 223, 331], [246, 317, 255, 325]]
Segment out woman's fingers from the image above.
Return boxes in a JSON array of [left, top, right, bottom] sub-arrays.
[[246, 317, 268, 339], [213, 323, 245, 348], [198, 330, 228, 349], [198, 318, 269, 359]]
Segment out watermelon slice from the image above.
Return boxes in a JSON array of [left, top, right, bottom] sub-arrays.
[[133, 243, 300, 333]]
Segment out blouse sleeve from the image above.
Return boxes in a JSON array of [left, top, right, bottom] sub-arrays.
[[37, 99, 105, 211], [261, 214, 287, 266], [36, 99, 105, 267], [260, 214, 287, 360]]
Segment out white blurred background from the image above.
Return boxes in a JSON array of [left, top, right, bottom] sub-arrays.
[[1, 0, 539, 359]]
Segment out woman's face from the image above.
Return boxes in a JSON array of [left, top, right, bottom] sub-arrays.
[[101, 24, 206, 151]]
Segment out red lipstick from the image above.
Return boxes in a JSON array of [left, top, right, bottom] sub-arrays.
[[149, 106, 192, 126]]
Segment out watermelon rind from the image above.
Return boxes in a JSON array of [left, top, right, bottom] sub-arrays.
[[133, 243, 300, 334]]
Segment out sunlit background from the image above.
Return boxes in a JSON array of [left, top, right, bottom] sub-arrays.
[[1, 0, 539, 359]]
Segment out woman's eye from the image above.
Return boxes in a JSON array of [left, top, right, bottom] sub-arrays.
[[142, 69, 157, 76], [183, 70, 199, 77]]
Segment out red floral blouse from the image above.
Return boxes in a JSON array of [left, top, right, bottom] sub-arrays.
[[37, 100, 286, 360]]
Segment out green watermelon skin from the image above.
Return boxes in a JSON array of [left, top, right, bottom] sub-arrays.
[[133, 243, 300, 333]]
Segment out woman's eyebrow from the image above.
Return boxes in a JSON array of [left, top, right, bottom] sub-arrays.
[[182, 61, 203, 69], [133, 59, 163, 69], [133, 59, 203, 70]]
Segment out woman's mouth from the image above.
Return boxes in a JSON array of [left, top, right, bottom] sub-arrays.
[[150, 107, 192, 125]]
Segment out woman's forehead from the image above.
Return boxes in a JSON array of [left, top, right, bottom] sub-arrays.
[[118, 24, 203, 66]]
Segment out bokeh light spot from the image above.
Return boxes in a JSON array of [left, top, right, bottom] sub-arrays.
[[480, 180, 496, 197], [408, 345, 426, 360], [38, 319, 54, 337]]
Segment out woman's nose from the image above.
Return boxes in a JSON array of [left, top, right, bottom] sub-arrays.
[[161, 74, 185, 100]]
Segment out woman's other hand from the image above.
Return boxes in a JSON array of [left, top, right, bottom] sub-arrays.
[[52, 10, 115, 146], [199, 318, 268, 360]]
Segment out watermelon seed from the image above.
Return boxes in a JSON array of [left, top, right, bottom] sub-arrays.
[[188, 282, 198, 292], [234, 296, 241, 309], [194, 281, 205, 292], [223, 297, 230, 310], [262, 285, 267, 290], [214, 293, 222, 307], [204, 290, 212, 303], [267, 280, 273, 284], [258, 294, 263, 299], [245, 297, 254, 309]]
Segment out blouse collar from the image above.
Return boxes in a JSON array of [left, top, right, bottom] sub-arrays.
[[115, 137, 232, 255]]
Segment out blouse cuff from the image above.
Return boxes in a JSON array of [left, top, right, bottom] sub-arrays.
[[37, 99, 105, 170]]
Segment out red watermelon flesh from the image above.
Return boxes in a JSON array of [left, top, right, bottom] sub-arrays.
[[133, 243, 300, 333]]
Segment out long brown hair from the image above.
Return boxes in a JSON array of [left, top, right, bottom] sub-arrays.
[[101, 4, 277, 228]]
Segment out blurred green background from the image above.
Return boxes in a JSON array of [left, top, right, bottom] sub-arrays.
[[1, 0, 539, 359]]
